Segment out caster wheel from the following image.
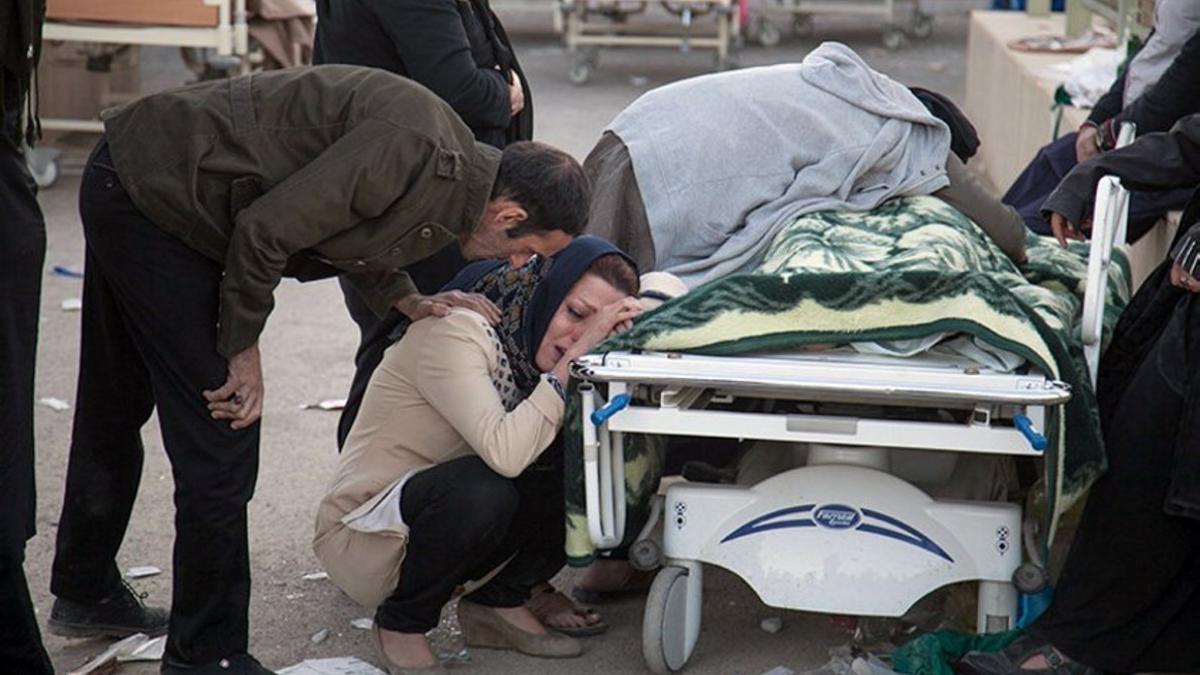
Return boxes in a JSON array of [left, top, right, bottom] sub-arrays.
[[757, 18, 781, 47], [29, 157, 58, 189], [630, 538, 663, 571], [911, 11, 933, 39], [643, 566, 693, 674], [1013, 563, 1050, 594], [882, 25, 904, 50], [791, 13, 814, 37], [569, 61, 592, 85]]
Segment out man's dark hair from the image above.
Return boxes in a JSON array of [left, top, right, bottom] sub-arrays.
[[492, 141, 590, 238]]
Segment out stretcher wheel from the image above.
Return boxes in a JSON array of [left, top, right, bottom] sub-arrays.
[[882, 25, 904, 50], [569, 62, 591, 85], [911, 11, 934, 39], [756, 18, 781, 47], [629, 538, 663, 571], [791, 13, 814, 37], [643, 566, 694, 674]]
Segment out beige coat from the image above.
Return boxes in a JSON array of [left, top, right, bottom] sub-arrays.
[[313, 310, 564, 608]]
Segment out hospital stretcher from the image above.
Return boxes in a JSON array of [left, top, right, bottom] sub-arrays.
[[570, 127, 1132, 674], [752, 0, 931, 51]]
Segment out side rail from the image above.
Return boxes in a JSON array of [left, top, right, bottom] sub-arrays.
[[1081, 121, 1135, 386]]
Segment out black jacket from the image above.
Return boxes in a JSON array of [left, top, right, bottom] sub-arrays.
[[1088, 29, 1200, 141], [1045, 114, 1200, 519], [0, 0, 43, 144], [313, 0, 532, 149]]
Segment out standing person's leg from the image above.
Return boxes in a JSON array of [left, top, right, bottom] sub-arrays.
[[49, 143, 166, 638], [0, 68, 54, 674], [336, 245, 468, 449], [58, 143, 268, 672]]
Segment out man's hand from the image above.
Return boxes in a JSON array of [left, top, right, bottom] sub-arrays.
[[1048, 211, 1088, 248], [395, 291, 501, 324], [1075, 125, 1101, 163], [203, 343, 263, 430], [1170, 262, 1200, 293], [508, 71, 525, 118]]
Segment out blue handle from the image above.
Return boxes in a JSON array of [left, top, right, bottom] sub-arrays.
[[590, 393, 631, 426], [1014, 413, 1048, 452]]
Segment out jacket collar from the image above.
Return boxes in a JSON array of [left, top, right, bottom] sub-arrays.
[[460, 142, 502, 236]]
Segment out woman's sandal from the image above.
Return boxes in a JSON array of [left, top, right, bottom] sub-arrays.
[[958, 636, 1099, 675], [526, 583, 608, 637], [570, 561, 656, 604]]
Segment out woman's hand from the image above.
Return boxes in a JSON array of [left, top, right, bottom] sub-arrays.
[[1048, 211, 1089, 247], [1170, 262, 1200, 293], [1075, 124, 1101, 163], [203, 343, 263, 430], [508, 71, 525, 118], [551, 298, 644, 382]]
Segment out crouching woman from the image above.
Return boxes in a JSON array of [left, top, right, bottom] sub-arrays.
[[314, 237, 640, 673]]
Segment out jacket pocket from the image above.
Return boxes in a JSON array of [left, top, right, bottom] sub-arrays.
[[229, 175, 264, 221]]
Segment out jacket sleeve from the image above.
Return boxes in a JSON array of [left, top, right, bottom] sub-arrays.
[[342, 270, 419, 320], [1113, 30, 1200, 136], [413, 312, 564, 478], [1042, 114, 1200, 225], [217, 119, 432, 358], [368, 0, 512, 131]]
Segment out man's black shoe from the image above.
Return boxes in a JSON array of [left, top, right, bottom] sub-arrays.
[[161, 654, 275, 674], [47, 580, 169, 638]]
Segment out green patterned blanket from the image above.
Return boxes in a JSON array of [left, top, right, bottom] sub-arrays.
[[564, 195, 1131, 564]]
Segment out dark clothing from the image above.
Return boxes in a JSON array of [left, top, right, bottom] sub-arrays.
[[314, 0, 533, 448], [376, 454, 564, 632], [1029, 267, 1200, 672], [313, 0, 532, 149], [51, 142, 261, 666], [910, 87, 979, 163], [0, 65, 52, 675], [101, 65, 502, 358], [0, 0, 43, 144], [1002, 131, 1192, 242], [1101, 28, 1200, 140], [1043, 114, 1200, 230]]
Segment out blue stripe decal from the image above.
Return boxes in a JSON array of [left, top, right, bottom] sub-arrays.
[[720, 503, 954, 563]]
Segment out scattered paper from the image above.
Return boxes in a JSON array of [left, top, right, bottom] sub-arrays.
[[39, 397, 70, 412], [53, 265, 84, 278], [350, 617, 374, 630], [286, 593, 305, 600], [125, 565, 162, 579], [310, 628, 330, 644], [61, 298, 83, 312], [761, 668, 797, 675], [68, 633, 162, 674], [278, 658, 386, 675], [926, 61, 946, 73], [760, 616, 783, 634], [301, 399, 346, 411], [302, 571, 329, 581], [630, 75, 649, 86]]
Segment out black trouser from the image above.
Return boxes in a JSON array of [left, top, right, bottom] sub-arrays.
[[50, 141, 261, 666], [1030, 303, 1200, 673], [336, 245, 468, 449], [0, 68, 54, 675], [376, 454, 566, 633]]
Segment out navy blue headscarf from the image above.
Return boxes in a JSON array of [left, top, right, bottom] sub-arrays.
[[391, 236, 635, 395]]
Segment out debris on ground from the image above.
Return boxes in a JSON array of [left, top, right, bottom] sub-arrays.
[[67, 633, 165, 674], [124, 565, 162, 579], [761, 616, 784, 634], [301, 571, 329, 581], [53, 265, 84, 278], [38, 397, 70, 412], [61, 298, 83, 311], [300, 399, 346, 411], [630, 75, 649, 86], [278, 657, 386, 675], [761, 667, 797, 675], [350, 617, 374, 630], [310, 628, 330, 644]]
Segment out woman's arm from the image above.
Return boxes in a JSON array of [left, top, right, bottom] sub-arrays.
[[414, 312, 564, 478]]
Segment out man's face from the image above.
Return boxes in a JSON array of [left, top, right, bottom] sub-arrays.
[[462, 198, 573, 266]]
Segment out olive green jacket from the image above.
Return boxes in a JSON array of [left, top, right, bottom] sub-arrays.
[[102, 65, 501, 358]]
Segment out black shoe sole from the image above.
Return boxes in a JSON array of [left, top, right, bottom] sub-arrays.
[[46, 618, 168, 639]]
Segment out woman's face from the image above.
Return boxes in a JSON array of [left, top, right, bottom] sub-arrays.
[[535, 274, 627, 371]]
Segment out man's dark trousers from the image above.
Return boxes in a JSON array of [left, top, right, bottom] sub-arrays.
[[50, 141, 261, 666], [0, 69, 54, 675]]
